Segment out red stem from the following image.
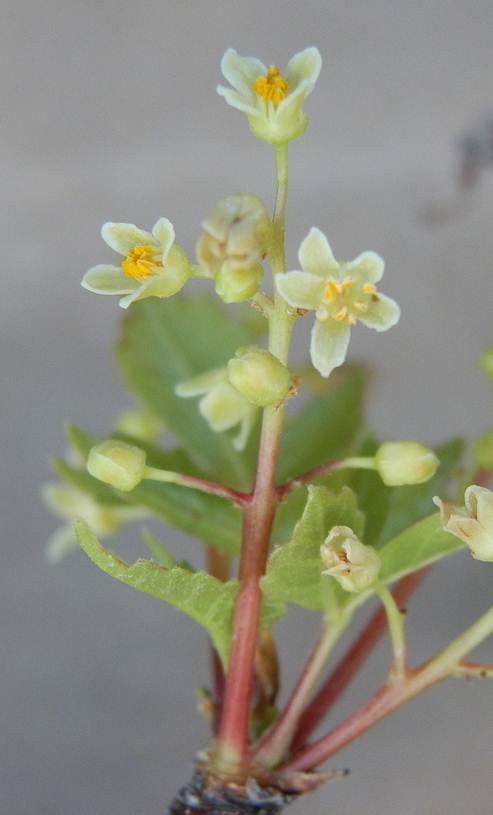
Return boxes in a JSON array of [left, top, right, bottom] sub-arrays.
[[277, 459, 342, 501], [291, 569, 428, 751], [205, 548, 230, 730], [215, 417, 280, 774]]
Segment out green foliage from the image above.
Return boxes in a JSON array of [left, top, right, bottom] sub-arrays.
[[277, 367, 366, 483], [261, 486, 365, 613], [116, 296, 259, 490], [76, 521, 237, 666], [58, 424, 242, 555], [141, 529, 176, 567]]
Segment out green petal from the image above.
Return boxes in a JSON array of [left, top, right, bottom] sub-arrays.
[[346, 251, 385, 284], [101, 222, 157, 255], [220, 48, 265, 100], [276, 271, 324, 309], [298, 228, 339, 278], [310, 318, 351, 378], [217, 85, 259, 116], [233, 407, 257, 452], [81, 264, 137, 295], [152, 217, 175, 257], [358, 293, 400, 332], [45, 524, 79, 563], [199, 382, 247, 432], [286, 47, 322, 92], [42, 483, 85, 518], [175, 368, 226, 398]]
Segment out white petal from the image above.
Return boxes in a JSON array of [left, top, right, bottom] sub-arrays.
[[310, 318, 351, 378], [101, 222, 157, 255], [217, 85, 260, 116], [358, 293, 401, 332], [42, 483, 85, 518], [346, 251, 385, 284], [175, 368, 226, 398], [220, 48, 265, 100], [466, 485, 493, 528], [276, 271, 324, 310], [45, 524, 79, 563], [233, 407, 257, 451], [81, 264, 137, 295], [298, 228, 339, 277], [286, 47, 322, 93], [118, 247, 189, 309], [199, 383, 246, 432], [152, 217, 175, 257]]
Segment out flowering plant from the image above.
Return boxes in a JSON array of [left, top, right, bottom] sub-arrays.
[[45, 46, 493, 814]]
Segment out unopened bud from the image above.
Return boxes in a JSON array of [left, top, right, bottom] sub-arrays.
[[474, 432, 493, 470], [480, 346, 493, 381], [375, 441, 439, 486], [87, 440, 146, 492], [227, 346, 291, 407], [321, 526, 381, 593], [215, 261, 263, 303], [196, 194, 272, 278]]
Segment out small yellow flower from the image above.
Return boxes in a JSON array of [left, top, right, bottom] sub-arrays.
[[82, 218, 191, 309], [434, 486, 493, 562], [321, 526, 381, 593], [276, 228, 400, 377], [217, 47, 322, 144]]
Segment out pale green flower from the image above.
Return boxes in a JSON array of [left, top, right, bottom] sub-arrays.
[[42, 483, 146, 562], [82, 218, 191, 309], [175, 368, 257, 451], [276, 228, 401, 377], [375, 442, 439, 486], [434, 485, 493, 562], [321, 526, 381, 593], [217, 47, 322, 144]]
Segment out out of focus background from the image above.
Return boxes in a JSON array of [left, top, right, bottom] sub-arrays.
[[2, 2, 493, 813]]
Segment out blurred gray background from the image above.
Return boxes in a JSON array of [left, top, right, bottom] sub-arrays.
[[2, 1, 493, 813]]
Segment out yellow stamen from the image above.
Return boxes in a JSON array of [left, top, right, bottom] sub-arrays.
[[121, 245, 163, 282], [363, 283, 376, 295], [340, 278, 353, 294], [324, 280, 341, 302], [334, 306, 349, 322], [254, 66, 289, 105]]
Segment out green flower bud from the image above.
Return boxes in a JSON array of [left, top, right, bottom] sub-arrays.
[[480, 346, 493, 381], [321, 526, 381, 593], [87, 440, 146, 492], [375, 441, 439, 486], [474, 431, 493, 470], [227, 346, 291, 407], [215, 262, 263, 303]]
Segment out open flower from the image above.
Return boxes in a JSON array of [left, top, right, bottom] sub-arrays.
[[82, 218, 190, 309], [42, 483, 146, 562], [321, 526, 381, 593], [217, 47, 322, 144], [434, 485, 493, 562], [276, 228, 400, 377], [175, 368, 257, 451]]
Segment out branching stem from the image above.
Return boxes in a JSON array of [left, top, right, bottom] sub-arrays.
[[144, 466, 248, 507]]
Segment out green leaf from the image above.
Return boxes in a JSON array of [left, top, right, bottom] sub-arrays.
[[261, 486, 365, 613], [378, 512, 464, 585], [57, 426, 242, 555], [141, 529, 176, 567], [116, 295, 258, 490], [76, 521, 237, 666], [277, 367, 366, 483]]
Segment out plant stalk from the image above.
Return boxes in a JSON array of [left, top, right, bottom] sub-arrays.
[[214, 145, 291, 777]]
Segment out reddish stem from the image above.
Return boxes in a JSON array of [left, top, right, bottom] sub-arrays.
[[291, 569, 428, 751], [214, 416, 280, 775], [205, 548, 230, 730], [277, 459, 342, 501]]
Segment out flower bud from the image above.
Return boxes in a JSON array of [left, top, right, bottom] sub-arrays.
[[227, 346, 291, 407], [215, 261, 263, 303], [196, 194, 272, 278], [434, 485, 493, 562], [87, 440, 146, 492], [479, 346, 493, 381], [321, 526, 381, 593], [474, 432, 493, 470], [375, 441, 439, 487]]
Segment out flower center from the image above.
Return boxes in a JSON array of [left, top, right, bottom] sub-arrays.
[[254, 66, 289, 105], [322, 278, 379, 325], [121, 245, 163, 282]]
